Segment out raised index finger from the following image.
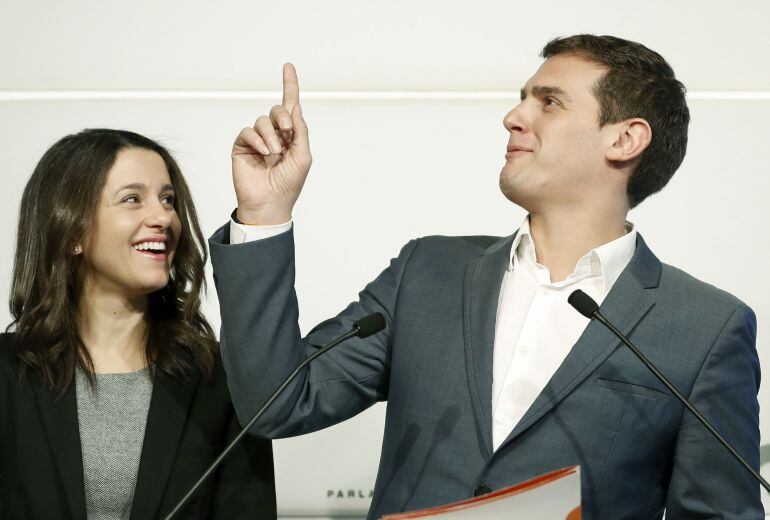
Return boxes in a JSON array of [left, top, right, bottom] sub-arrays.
[[282, 63, 300, 112]]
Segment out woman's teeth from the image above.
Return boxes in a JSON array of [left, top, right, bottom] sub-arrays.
[[132, 241, 166, 251]]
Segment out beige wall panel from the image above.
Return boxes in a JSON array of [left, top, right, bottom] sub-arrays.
[[1, 0, 769, 91], [0, 98, 768, 516]]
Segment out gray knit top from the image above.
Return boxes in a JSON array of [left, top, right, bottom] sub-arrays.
[[75, 367, 153, 520]]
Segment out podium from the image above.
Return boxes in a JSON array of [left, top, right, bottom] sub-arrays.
[[380, 466, 581, 519]]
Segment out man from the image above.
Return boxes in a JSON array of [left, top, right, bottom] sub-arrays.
[[209, 35, 762, 518]]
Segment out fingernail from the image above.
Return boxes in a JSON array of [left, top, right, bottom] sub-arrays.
[[270, 141, 282, 154], [259, 144, 271, 155], [280, 119, 291, 130]]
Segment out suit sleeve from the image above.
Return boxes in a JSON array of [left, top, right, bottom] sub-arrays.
[[665, 304, 764, 518], [209, 406, 276, 519], [209, 223, 417, 438]]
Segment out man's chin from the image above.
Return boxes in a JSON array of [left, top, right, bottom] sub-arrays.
[[499, 167, 524, 196], [499, 171, 538, 211]]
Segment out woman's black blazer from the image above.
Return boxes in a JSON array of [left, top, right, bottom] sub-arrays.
[[0, 333, 277, 519]]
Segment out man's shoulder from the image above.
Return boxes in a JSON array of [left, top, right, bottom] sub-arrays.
[[658, 262, 753, 317], [410, 233, 510, 257]]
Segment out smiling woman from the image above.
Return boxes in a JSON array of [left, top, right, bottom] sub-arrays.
[[0, 129, 276, 519]]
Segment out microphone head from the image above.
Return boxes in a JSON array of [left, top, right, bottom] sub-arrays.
[[568, 289, 599, 318], [353, 313, 386, 338]]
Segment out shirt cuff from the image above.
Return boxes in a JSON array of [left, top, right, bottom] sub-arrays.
[[229, 216, 293, 244]]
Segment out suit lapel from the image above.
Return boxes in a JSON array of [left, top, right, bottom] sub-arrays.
[[463, 233, 517, 457], [35, 379, 87, 520], [498, 234, 662, 450], [130, 371, 199, 520]]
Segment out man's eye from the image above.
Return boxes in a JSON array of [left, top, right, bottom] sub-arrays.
[[544, 97, 559, 107]]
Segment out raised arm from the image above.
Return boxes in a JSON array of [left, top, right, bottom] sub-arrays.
[[212, 65, 415, 438]]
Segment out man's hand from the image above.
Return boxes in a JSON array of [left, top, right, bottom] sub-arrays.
[[231, 63, 311, 225]]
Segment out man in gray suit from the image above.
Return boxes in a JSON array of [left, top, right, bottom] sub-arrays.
[[209, 35, 762, 518]]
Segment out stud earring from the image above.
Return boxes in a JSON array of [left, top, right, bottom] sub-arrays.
[[73, 245, 82, 254]]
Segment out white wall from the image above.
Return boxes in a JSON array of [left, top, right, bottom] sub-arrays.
[[1, 1, 769, 517]]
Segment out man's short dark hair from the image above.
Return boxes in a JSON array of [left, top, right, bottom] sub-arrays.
[[541, 35, 690, 208]]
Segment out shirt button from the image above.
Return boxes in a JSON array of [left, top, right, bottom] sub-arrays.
[[474, 484, 492, 496], [519, 345, 529, 356]]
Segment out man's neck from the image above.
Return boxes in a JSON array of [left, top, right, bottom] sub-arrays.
[[77, 287, 149, 373], [527, 208, 629, 283]]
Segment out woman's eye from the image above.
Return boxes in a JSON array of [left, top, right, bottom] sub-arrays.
[[162, 194, 175, 205], [123, 194, 140, 203]]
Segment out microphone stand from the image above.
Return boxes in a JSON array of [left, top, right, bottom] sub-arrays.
[[164, 313, 386, 519]]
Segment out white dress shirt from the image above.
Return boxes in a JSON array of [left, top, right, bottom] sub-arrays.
[[229, 215, 637, 452], [230, 218, 293, 244], [491, 217, 636, 449]]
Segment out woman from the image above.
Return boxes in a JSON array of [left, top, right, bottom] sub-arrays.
[[0, 129, 276, 519]]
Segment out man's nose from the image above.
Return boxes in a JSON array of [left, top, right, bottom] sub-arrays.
[[503, 103, 529, 133]]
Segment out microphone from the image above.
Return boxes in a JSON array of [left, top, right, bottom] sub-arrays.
[[567, 289, 769, 493], [354, 312, 387, 338], [567, 289, 599, 318], [164, 312, 387, 519]]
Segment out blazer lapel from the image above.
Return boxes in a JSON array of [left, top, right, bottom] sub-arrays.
[[130, 371, 199, 520], [35, 380, 87, 520], [463, 233, 517, 457], [498, 234, 662, 450]]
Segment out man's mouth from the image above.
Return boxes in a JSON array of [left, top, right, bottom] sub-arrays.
[[506, 145, 533, 158]]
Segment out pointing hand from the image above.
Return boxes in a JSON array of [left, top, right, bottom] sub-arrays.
[[231, 63, 312, 225]]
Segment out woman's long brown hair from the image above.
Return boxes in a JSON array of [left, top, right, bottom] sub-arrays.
[[7, 129, 217, 397]]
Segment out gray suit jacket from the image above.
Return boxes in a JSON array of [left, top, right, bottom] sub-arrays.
[[209, 225, 762, 519]]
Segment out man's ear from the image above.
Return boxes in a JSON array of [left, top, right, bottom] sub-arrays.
[[606, 118, 652, 163]]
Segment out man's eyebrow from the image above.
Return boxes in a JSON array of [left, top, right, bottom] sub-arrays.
[[114, 183, 175, 196], [520, 85, 573, 103]]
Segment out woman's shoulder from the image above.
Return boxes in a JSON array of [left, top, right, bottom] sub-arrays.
[[0, 332, 19, 371], [0, 333, 25, 396], [197, 351, 249, 420], [161, 346, 227, 400], [194, 340, 225, 380], [197, 349, 228, 397]]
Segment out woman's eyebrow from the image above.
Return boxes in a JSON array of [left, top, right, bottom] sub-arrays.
[[114, 182, 175, 196]]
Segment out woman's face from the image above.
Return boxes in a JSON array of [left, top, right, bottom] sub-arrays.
[[78, 148, 182, 300]]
